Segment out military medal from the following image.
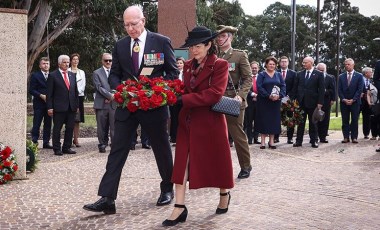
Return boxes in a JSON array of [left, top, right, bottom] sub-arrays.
[[133, 45, 140, 52]]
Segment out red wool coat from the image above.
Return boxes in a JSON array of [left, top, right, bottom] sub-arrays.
[[171, 54, 234, 189]]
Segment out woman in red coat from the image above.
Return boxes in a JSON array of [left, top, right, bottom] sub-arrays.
[[162, 26, 234, 227]]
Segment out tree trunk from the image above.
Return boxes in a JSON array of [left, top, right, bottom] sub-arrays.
[[27, 1, 80, 78]]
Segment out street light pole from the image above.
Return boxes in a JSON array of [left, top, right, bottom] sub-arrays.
[[335, 0, 341, 117], [291, 0, 296, 70], [316, 0, 320, 63]]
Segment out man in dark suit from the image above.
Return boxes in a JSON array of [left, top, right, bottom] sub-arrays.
[[373, 60, 380, 92], [275, 56, 297, 144], [46, 55, 79, 155], [93, 53, 115, 153], [338, 58, 364, 143], [360, 67, 374, 139], [373, 60, 380, 151], [292, 56, 325, 148], [84, 5, 178, 214], [29, 57, 53, 149], [316, 63, 336, 143], [244, 61, 260, 145]]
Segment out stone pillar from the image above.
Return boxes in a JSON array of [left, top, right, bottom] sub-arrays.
[[0, 8, 28, 179], [157, 0, 196, 49]]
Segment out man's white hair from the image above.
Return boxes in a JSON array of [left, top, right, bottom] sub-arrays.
[[58, 55, 70, 64]]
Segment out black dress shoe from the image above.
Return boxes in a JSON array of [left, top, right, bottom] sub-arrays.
[[237, 168, 251, 179], [62, 148, 76, 154], [319, 139, 329, 143], [311, 143, 319, 148], [156, 191, 174, 206], [83, 197, 116, 214], [142, 144, 151, 149], [130, 145, 135, 150], [43, 143, 53, 149], [351, 139, 358, 143], [376, 148, 380, 152], [274, 139, 279, 143], [341, 138, 349, 143], [54, 150, 63, 156], [248, 140, 253, 145], [162, 204, 188, 226], [293, 143, 302, 147], [287, 140, 293, 144], [253, 139, 261, 144], [99, 147, 106, 153]]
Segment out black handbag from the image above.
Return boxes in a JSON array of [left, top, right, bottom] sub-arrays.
[[209, 70, 241, 117], [211, 96, 241, 117]]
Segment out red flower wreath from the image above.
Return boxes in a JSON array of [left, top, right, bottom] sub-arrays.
[[113, 76, 184, 112], [0, 143, 18, 185]]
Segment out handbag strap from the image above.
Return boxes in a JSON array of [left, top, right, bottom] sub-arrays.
[[208, 58, 238, 96]]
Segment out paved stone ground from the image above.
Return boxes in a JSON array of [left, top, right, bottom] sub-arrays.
[[1, 129, 379, 229]]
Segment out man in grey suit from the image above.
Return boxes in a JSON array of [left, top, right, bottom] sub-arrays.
[[93, 53, 115, 153]]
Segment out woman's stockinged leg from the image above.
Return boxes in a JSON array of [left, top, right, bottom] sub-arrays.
[[261, 134, 266, 147], [269, 134, 274, 146], [167, 157, 189, 220], [218, 188, 229, 209]]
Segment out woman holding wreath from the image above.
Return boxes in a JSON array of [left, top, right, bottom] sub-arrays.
[[256, 56, 286, 149], [162, 26, 234, 226]]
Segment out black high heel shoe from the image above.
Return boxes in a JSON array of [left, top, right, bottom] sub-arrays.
[[268, 142, 276, 149], [162, 204, 188, 226], [73, 140, 81, 148], [216, 191, 231, 214]]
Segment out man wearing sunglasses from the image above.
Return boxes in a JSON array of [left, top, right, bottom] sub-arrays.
[[92, 53, 115, 153]]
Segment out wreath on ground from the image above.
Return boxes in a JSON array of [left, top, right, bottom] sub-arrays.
[[26, 140, 39, 172], [281, 99, 304, 128], [0, 142, 18, 184]]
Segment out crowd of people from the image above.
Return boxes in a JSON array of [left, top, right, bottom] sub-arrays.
[[28, 4, 380, 227]]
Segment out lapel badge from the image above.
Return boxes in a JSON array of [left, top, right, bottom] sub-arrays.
[[133, 45, 140, 52]]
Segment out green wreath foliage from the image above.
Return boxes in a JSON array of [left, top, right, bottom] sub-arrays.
[[281, 99, 304, 128], [26, 140, 39, 172]]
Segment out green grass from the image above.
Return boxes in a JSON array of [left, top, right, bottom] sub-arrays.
[[27, 113, 363, 132], [27, 115, 97, 131], [307, 113, 362, 131]]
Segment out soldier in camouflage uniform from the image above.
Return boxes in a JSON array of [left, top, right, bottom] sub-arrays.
[[216, 25, 253, 179]]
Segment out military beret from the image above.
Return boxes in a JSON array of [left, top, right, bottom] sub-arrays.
[[217, 25, 238, 34]]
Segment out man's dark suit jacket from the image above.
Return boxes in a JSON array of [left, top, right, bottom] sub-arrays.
[[373, 60, 380, 92], [338, 71, 364, 104], [29, 71, 48, 109], [293, 69, 325, 109], [278, 69, 297, 97], [46, 69, 78, 112], [324, 74, 336, 104], [109, 31, 178, 120]]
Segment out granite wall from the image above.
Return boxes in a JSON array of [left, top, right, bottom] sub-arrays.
[[0, 8, 28, 179], [157, 0, 196, 49]]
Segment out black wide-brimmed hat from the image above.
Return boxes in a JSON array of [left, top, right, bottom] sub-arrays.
[[181, 26, 218, 48]]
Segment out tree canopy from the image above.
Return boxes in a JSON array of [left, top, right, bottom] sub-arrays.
[[1, 0, 380, 100]]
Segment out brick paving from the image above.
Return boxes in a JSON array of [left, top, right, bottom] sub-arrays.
[[1, 129, 379, 229]]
